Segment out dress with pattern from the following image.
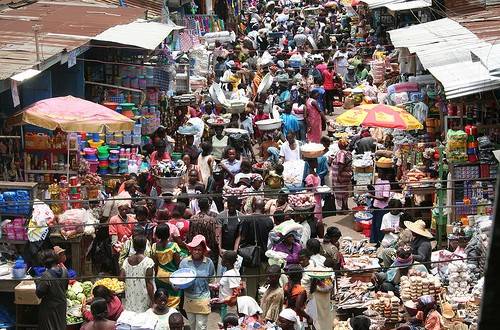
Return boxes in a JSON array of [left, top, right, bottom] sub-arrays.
[[152, 242, 182, 308], [122, 256, 155, 313]]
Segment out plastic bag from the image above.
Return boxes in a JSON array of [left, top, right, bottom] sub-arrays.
[[58, 209, 88, 238]]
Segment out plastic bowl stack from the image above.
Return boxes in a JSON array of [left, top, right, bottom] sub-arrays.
[[83, 147, 98, 173], [109, 149, 120, 174]]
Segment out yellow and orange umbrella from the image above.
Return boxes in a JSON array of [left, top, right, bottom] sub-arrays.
[[335, 104, 423, 130]]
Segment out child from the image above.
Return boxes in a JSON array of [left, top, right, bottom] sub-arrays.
[[260, 264, 285, 323], [214, 251, 241, 319], [306, 238, 326, 268], [221, 313, 239, 330], [380, 199, 403, 248], [53, 246, 67, 269], [321, 226, 343, 270]]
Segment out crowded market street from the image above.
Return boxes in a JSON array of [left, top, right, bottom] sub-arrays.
[[0, 0, 498, 329]]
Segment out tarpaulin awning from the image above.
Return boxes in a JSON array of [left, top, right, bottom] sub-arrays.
[[7, 96, 135, 133], [335, 104, 423, 130], [93, 20, 184, 50]]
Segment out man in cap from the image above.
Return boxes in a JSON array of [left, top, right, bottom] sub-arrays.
[[293, 26, 307, 48]]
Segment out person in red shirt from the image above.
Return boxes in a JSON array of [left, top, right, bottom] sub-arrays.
[[82, 285, 123, 322], [253, 105, 270, 141], [150, 140, 171, 166], [322, 63, 336, 115], [109, 204, 137, 245]]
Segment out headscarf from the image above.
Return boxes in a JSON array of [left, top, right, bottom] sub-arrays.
[[237, 296, 263, 316], [338, 138, 349, 150], [279, 308, 300, 330]]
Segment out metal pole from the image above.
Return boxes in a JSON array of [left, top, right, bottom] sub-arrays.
[[33, 24, 42, 62]]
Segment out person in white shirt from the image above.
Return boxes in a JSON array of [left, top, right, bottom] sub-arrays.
[[213, 251, 241, 319], [279, 132, 301, 163], [380, 199, 403, 248]]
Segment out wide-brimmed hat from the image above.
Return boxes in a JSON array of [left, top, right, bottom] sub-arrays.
[[186, 234, 211, 251], [53, 246, 65, 255], [404, 220, 433, 238]]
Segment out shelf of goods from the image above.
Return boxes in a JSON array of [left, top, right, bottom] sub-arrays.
[[449, 163, 496, 220], [24, 131, 80, 184]]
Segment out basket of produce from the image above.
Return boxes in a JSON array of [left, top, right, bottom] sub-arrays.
[[152, 160, 186, 189], [170, 268, 197, 290], [93, 278, 125, 294], [207, 117, 230, 126], [288, 192, 315, 210], [301, 143, 325, 158], [252, 162, 267, 173], [255, 118, 282, 131], [375, 157, 393, 168]]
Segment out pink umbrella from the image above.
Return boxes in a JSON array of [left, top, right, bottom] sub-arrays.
[[7, 96, 135, 133]]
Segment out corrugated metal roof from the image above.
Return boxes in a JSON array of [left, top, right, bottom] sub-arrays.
[[388, 18, 490, 69], [443, 0, 485, 15], [0, 1, 144, 80], [385, 0, 431, 11], [452, 6, 500, 43], [428, 61, 500, 99], [97, 0, 161, 17], [94, 20, 183, 49], [472, 44, 500, 77]]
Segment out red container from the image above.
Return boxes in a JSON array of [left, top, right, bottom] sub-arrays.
[[447, 104, 457, 116], [102, 102, 118, 111], [98, 160, 109, 168], [69, 176, 79, 186], [360, 220, 372, 238], [465, 125, 478, 136]]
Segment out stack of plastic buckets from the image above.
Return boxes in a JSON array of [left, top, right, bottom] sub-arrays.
[[109, 148, 119, 174], [83, 147, 98, 173], [68, 176, 82, 209], [119, 148, 129, 174], [97, 145, 110, 175], [133, 124, 142, 145]]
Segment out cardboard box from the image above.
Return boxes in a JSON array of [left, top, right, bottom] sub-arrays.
[[15, 280, 41, 305]]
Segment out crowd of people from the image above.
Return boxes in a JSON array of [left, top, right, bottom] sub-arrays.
[[31, 0, 448, 329]]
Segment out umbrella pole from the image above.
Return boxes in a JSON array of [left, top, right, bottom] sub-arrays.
[[67, 134, 70, 180]]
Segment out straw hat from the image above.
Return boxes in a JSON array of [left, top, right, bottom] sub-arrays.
[[404, 220, 433, 238]]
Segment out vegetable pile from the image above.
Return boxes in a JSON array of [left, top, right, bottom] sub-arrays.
[[288, 192, 315, 209], [66, 281, 92, 324]]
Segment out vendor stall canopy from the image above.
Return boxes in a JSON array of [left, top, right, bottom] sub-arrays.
[[93, 20, 184, 50], [6, 96, 135, 133], [335, 104, 423, 130], [0, 1, 144, 81]]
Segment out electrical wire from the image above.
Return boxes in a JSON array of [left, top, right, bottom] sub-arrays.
[[8, 255, 487, 282]]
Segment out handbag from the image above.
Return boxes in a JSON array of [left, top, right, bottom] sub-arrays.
[[237, 217, 261, 268]]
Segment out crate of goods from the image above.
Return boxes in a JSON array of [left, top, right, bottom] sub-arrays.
[[15, 281, 41, 305]]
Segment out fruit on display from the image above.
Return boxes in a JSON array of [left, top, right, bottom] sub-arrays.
[[93, 278, 125, 293]]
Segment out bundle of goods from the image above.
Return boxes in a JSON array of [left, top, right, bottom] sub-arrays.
[[80, 173, 103, 199], [371, 60, 386, 84], [339, 237, 376, 256], [222, 185, 249, 198], [399, 271, 442, 301], [66, 281, 93, 325], [336, 276, 373, 309], [151, 160, 186, 189], [282, 160, 305, 188], [93, 278, 125, 293], [447, 261, 474, 301], [343, 256, 379, 271], [58, 208, 91, 238], [353, 153, 373, 173], [2, 218, 28, 241], [404, 168, 433, 188], [471, 277, 484, 302], [477, 135, 496, 163], [288, 192, 315, 209], [465, 218, 491, 276], [370, 291, 404, 324], [375, 157, 393, 169], [0, 190, 30, 215], [446, 130, 467, 163]]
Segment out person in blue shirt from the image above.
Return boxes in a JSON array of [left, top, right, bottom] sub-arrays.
[[179, 235, 215, 330], [280, 102, 300, 137]]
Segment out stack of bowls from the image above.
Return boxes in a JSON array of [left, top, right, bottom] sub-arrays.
[[118, 158, 129, 174], [97, 145, 110, 175], [83, 147, 98, 173], [109, 149, 120, 174]]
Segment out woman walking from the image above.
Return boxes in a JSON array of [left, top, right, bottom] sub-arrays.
[[329, 139, 353, 211], [305, 89, 325, 143]]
